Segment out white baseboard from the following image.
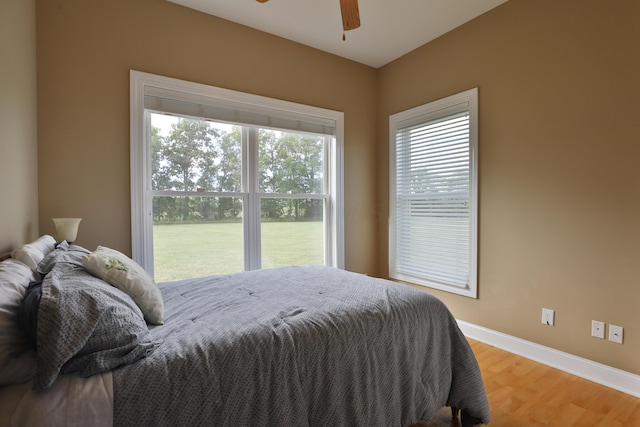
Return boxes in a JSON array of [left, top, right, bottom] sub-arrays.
[[457, 320, 640, 398]]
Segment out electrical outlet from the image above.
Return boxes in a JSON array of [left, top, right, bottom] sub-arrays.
[[541, 308, 555, 326], [609, 324, 623, 344], [591, 320, 605, 339]]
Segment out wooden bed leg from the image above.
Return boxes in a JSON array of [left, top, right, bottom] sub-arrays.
[[451, 406, 460, 418]]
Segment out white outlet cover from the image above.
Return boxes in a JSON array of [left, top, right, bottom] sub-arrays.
[[591, 320, 605, 339], [609, 324, 623, 344], [541, 308, 555, 326]]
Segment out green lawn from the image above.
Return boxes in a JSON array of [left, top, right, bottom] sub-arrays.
[[153, 221, 323, 282]]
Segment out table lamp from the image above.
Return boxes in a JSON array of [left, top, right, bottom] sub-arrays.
[[52, 218, 82, 244]]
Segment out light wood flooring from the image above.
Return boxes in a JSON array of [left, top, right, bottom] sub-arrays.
[[417, 339, 640, 427]]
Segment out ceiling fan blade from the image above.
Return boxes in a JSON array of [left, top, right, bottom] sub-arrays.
[[256, 0, 361, 34], [340, 0, 361, 31]]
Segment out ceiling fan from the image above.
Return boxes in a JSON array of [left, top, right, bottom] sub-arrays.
[[256, 0, 360, 40]]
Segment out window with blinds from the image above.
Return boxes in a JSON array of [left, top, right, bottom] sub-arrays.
[[389, 88, 478, 298], [130, 71, 345, 279]]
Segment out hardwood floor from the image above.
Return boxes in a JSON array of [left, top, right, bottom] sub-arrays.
[[416, 339, 640, 426]]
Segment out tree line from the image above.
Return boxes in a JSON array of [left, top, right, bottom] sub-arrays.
[[152, 118, 324, 223]]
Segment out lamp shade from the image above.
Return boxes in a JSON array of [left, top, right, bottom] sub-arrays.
[[52, 218, 82, 243]]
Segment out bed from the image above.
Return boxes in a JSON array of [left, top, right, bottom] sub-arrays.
[[0, 235, 490, 426]]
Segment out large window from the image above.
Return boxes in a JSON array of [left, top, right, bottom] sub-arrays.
[[389, 88, 478, 298], [130, 71, 344, 281]]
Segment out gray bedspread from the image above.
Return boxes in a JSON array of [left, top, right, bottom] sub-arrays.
[[113, 265, 490, 426]]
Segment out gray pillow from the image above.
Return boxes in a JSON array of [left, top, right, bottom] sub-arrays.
[[34, 246, 156, 390]]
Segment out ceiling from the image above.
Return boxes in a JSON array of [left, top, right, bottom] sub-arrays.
[[167, 0, 509, 68]]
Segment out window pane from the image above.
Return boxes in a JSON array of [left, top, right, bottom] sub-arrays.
[[153, 196, 243, 281], [261, 198, 324, 268], [389, 88, 477, 298], [395, 112, 470, 287], [150, 113, 241, 192], [258, 129, 324, 194], [133, 72, 344, 278]]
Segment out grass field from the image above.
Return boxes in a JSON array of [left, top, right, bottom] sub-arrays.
[[153, 221, 324, 282]]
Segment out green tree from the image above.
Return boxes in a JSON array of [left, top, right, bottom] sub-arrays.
[[259, 130, 285, 219], [258, 130, 324, 220], [215, 126, 242, 219], [161, 119, 219, 220], [151, 125, 175, 222], [275, 132, 323, 219]]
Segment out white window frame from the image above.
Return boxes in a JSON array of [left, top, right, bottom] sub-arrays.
[[130, 70, 344, 276], [389, 88, 478, 298]]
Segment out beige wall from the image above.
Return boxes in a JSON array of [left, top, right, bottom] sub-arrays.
[[36, 0, 378, 274], [0, 0, 39, 254], [377, 0, 640, 374], [34, 0, 639, 375]]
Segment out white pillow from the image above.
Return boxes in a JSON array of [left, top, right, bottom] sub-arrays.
[[11, 235, 56, 272], [0, 258, 40, 385], [82, 246, 164, 325]]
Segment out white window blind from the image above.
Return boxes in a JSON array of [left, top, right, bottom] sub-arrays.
[[389, 88, 477, 298], [144, 86, 336, 136]]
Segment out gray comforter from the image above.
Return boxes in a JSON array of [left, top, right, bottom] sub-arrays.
[[112, 265, 490, 426]]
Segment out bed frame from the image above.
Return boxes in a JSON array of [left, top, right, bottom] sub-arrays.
[[1, 240, 490, 426]]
